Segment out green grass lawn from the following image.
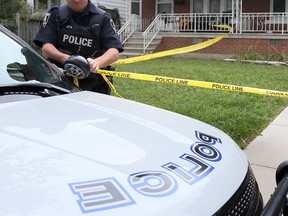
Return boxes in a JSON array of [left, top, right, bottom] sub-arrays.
[[111, 57, 288, 149]]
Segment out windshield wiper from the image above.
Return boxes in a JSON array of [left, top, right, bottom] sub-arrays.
[[0, 82, 71, 97]]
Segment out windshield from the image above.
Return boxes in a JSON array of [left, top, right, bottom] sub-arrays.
[[0, 30, 78, 92]]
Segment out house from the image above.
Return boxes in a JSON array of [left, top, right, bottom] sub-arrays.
[[27, 0, 288, 58], [118, 0, 288, 58]]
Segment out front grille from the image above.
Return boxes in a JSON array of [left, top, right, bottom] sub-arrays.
[[213, 166, 263, 216]]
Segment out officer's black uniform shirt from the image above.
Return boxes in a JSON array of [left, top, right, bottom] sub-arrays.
[[34, 0, 123, 57]]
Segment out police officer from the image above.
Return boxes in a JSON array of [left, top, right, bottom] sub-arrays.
[[34, 0, 123, 94]]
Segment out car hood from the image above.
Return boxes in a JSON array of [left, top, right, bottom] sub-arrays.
[[0, 91, 248, 216]]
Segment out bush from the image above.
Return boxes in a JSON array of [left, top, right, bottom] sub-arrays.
[[239, 49, 288, 62], [0, 19, 17, 33], [0, 0, 32, 32]]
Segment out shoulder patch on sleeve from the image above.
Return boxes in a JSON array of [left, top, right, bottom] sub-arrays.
[[43, 12, 51, 27], [110, 19, 116, 33]]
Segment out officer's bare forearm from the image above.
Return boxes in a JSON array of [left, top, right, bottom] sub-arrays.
[[42, 43, 69, 65], [88, 48, 119, 73], [95, 48, 119, 68]]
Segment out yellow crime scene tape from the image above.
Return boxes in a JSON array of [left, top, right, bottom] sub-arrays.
[[113, 24, 231, 65], [97, 24, 288, 99], [99, 69, 288, 99]]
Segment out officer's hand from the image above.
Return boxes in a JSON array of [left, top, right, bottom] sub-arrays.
[[87, 58, 99, 73]]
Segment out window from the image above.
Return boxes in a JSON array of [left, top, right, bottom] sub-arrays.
[[193, 0, 204, 13], [209, 0, 220, 13], [131, 0, 140, 15], [273, 0, 285, 12], [226, 0, 232, 11], [157, 0, 173, 14]]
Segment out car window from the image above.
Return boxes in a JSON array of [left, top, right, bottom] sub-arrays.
[[0, 30, 77, 91], [0, 31, 27, 84]]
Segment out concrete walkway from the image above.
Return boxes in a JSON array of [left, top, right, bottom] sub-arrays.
[[244, 106, 288, 205]]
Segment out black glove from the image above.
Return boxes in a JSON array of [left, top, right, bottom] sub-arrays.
[[63, 55, 90, 79]]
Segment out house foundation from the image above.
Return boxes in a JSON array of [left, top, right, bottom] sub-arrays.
[[155, 33, 288, 59]]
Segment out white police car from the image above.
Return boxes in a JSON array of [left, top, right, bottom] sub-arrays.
[[0, 24, 264, 215]]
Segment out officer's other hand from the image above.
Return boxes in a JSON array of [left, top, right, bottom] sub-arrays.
[[87, 58, 99, 73]]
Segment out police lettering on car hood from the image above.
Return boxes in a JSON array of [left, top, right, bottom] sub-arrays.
[[0, 91, 248, 216]]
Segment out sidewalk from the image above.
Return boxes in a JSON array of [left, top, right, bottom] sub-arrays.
[[244, 106, 288, 205]]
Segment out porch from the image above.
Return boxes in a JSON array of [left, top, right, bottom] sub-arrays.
[[118, 12, 288, 57], [156, 12, 288, 34]]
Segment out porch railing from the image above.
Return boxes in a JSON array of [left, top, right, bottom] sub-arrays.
[[155, 13, 235, 33], [142, 12, 234, 53], [143, 14, 162, 53], [118, 14, 141, 44], [241, 13, 288, 34], [142, 12, 288, 34]]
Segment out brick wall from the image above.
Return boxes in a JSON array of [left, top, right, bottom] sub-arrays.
[[155, 36, 288, 55], [242, 0, 270, 13]]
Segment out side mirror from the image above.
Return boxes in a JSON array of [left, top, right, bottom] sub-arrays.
[[63, 55, 91, 79]]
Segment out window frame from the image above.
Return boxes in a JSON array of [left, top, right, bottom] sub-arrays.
[[156, 0, 174, 14], [270, 0, 288, 12]]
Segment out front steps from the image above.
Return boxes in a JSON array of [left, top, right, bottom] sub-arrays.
[[120, 32, 162, 58]]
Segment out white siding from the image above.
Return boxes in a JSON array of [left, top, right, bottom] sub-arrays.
[[91, 0, 129, 22], [27, 0, 130, 22]]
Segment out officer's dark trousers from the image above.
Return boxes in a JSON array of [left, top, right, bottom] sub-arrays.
[[78, 73, 112, 95]]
